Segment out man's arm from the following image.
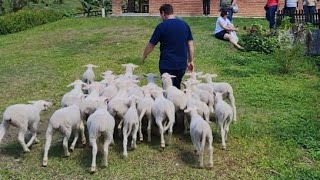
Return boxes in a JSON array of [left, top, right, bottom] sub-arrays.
[[187, 40, 194, 72], [142, 42, 156, 64]]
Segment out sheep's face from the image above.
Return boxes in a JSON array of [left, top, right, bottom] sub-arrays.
[[42, 101, 53, 111], [29, 100, 53, 111]]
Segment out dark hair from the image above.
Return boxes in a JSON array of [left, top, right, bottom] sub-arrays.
[[159, 4, 173, 15], [220, 9, 227, 17]]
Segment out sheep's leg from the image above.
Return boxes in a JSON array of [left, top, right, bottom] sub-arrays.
[[122, 125, 128, 158], [18, 129, 30, 152], [147, 114, 152, 142], [167, 122, 173, 145], [79, 120, 86, 145], [156, 119, 165, 148], [118, 119, 124, 136], [183, 113, 189, 134], [26, 123, 38, 148], [208, 135, 214, 168], [220, 125, 226, 150], [70, 127, 79, 152], [43, 125, 53, 167], [0, 120, 10, 144], [90, 137, 98, 173], [131, 124, 138, 149], [190, 134, 198, 154], [103, 133, 113, 167], [63, 131, 71, 157], [229, 93, 237, 122], [225, 116, 233, 141], [195, 136, 201, 155]]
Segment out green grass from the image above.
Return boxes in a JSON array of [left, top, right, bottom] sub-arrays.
[[0, 16, 319, 179]]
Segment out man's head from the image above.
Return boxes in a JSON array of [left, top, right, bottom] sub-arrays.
[[159, 4, 174, 20]]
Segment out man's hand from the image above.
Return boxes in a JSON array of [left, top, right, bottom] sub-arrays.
[[141, 55, 147, 64], [187, 62, 194, 72]]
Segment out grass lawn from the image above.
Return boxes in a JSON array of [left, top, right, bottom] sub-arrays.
[[0, 16, 319, 179]]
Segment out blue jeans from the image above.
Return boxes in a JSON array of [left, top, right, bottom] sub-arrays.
[[266, 5, 278, 29], [284, 7, 296, 23], [160, 69, 186, 89], [304, 6, 316, 23]]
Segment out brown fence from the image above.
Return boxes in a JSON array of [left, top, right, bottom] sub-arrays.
[[276, 9, 320, 28]]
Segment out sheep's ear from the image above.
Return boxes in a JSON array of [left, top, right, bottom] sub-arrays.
[[212, 91, 216, 96], [170, 74, 176, 78], [121, 64, 128, 67], [67, 82, 75, 87], [92, 65, 98, 68], [184, 108, 191, 113], [27, 101, 36, 104], [133, 64, 139, 68]]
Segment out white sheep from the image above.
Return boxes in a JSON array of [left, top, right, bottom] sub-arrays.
[[122, 96, 139, 158], [150, 88, 175, 149], [82, 64, 98, 84], [184, 106, 213, 168], [61, 80, 86, 107], [87, 97, 115, 173], [183, 88, 210, 134], [214, 92, 233, 150], [161, 73, 187, 112], [122, 63, 139, 79], [0, 100, 52, 152], [136, 86, 154, 142], [42, 104, 86, 167], [199, 73, 237, 122]]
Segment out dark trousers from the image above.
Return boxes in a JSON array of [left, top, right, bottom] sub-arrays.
[[304, 6, 316, 23], [266, 5, 278, 29], [284, 7, 296, 23], [203, 0, 211, 15], [160, 69, 186, 89]]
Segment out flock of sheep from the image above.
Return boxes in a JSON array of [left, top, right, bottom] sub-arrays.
[[0, 63, 237, 172]]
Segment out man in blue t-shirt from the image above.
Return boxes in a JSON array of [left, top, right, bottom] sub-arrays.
[[141, 4, 194, 89]]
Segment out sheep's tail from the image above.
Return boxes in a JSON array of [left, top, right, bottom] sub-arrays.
[[126, 122, 133, 138], [164, 109, 175, 132], [0, 117, 10, 144], [139, 108, 147, 122]]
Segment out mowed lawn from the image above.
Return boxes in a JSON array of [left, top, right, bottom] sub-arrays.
[[0, 17, 319, 179]]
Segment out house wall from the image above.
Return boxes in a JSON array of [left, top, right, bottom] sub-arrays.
[[112, 0, 320, 17]]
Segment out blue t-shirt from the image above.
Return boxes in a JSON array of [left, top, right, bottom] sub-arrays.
[[149, 18, 193, 70]]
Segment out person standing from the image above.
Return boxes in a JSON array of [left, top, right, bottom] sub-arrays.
[[284, 0, 298, 23], [303, 0, 319, 23], [141, 4, 194, 89], [203, 0, 211, 16], [265, 0, 279, 29], [219, 0, 237, 22]]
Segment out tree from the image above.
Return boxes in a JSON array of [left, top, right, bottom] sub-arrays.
[[0, 0, 5, 15]]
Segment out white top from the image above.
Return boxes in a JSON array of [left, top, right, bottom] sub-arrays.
[[214, 17, 231, 34], [286, 0, 298, 7]]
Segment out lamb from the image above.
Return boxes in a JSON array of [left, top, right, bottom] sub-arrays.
[[80, 83, 101, 120], [183, 88, 210, 134], [150, 88, 175, 148], [184, 106, 213, 169], [42, 104, 86, 167], [82, 64, 98, 84], [161, 73, 187, 113], [0, 100, 52, 152], [214, 92, 233, 150], [61, 80, 86, 107], [87, 97, 115, 173], [122, 96, 139, 158], [136, 86, 154, 142], [122, 63, 139, 79], [199, 73, 237, 122]]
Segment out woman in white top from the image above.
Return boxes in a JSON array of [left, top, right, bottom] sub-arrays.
[[214, 9, 244, 50]]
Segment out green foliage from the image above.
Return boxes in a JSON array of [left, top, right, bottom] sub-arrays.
[[241, 23, 278, 53], [0, 9, 63, 35]]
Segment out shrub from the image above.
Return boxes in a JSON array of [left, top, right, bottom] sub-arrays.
[[241, 23, 278, 54], [0, 9, 63, 35]]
